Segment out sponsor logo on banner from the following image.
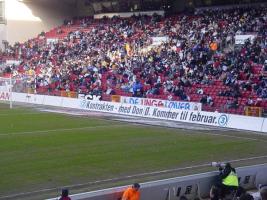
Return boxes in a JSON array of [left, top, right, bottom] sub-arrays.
[[121, 97, 140, 105], [217, 114, 228, 127], [120, 96, 202, 111], [78, 94, 101, 101], [79, 100, 115, 112], [142, 98, 164, 107]]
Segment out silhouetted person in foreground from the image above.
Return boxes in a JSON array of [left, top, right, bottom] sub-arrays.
[[59, 189, 71, 200]]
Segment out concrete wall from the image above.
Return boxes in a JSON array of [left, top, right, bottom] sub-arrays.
[[47, 164, 267, 200], [5, 0, 76, 45]]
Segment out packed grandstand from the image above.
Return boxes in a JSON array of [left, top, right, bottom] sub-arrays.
[[1, 5, 267, 116]]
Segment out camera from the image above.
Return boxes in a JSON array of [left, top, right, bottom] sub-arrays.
[[211, 162, 226, 168]]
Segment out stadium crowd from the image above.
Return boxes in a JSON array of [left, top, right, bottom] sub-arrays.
[[1, 7, 267, 114]]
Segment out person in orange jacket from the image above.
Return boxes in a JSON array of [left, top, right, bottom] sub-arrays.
[[121, 183, 140, 200], [210, 41, 218, 51]]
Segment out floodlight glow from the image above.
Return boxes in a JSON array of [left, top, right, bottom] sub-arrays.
[[6, 0, 41, 22]]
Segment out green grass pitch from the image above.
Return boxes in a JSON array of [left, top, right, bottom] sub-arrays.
[[0, 103, 267, 198]]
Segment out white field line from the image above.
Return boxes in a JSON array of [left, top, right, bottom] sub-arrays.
[[0, 112, 45, 116], [0, 120, 266, 144], [0, 121, 264, 143], [146, 122, 267, 142], [1, 155, 267, 199], [0, 124, 129, 136]]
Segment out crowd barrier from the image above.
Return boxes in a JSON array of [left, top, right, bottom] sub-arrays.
[[0, 92, 267, 133], [47, 164, 267, 200], [245, 106, 263, 117]]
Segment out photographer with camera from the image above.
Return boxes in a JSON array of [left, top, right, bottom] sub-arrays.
[[218, 162, 239, 198]]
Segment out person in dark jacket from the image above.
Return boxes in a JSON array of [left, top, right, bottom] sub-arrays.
[[59, 189, 71, 200]]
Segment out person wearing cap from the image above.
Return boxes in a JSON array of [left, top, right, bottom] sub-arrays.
[[121, 183, 140, 200], [59, 189, 71, 200], [219, 163, 239, 197]]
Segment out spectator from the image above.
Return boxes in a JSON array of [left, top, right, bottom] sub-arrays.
[[232, 98, 239, 109], [167, 94, 173, 101], [59, 189, 71, 200], [207, 94, 214, 106], [226, 98, 238, 109], [254, 98, 262, 107], [246, 97, 254, 106], [210, 41, 218, 52], [132, 80, 143, 97], [200, 95, 207, 104], [197, 88, 204, 95], [122, 183, 140, 200]]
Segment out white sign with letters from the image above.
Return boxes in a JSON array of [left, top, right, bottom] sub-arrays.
[[78, 94, 101, 101], [79, 99, 228, 127], [120, 96, 202, 111]]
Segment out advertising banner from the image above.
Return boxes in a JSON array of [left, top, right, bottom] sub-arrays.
[[79, 99, 228, 127], [1, 91, 266, 132], [78, 94, 101, 101], [120, 96, 202, 111]]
